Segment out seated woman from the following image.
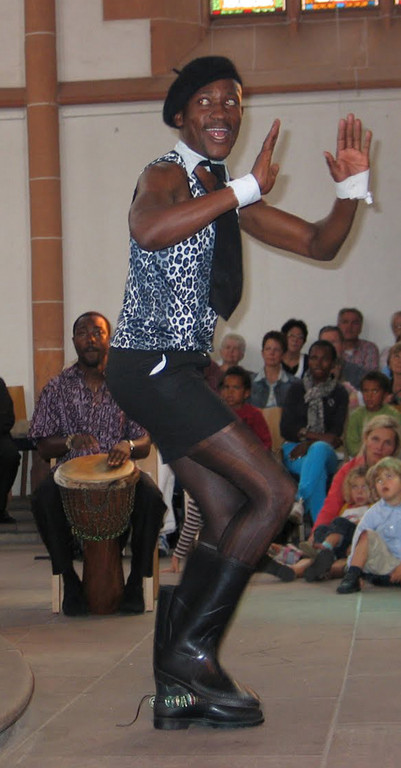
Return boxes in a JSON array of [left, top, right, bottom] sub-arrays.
[[218, 333, 247, 377], [280, 340, 349, 524], [281, 318, 309, 378], [298, 414, 401, 580], [251, 331, 294, 409], [387, 341, 401, 406]]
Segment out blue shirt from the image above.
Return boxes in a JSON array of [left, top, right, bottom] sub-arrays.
[[349, 497, 401, 562]]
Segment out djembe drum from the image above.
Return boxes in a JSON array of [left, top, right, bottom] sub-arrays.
[[54, 454, 140, 614]]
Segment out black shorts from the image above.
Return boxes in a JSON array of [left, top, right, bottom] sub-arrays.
[[106, 347, 235, 463]]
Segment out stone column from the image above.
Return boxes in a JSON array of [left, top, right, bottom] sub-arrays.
[[25, 0, 64, 398]]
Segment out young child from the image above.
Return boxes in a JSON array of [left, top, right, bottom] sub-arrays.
[[294, 466, 373, 581], [219, 366, 272, 450], [345, 371, 400, 457], [339, 465, 373, 524], [166, 366, 272, 573], [337, 456, 401, 593]]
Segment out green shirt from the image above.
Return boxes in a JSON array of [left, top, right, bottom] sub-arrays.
[[345, 404, 401, 457]]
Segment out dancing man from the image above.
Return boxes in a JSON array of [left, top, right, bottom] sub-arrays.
[[106, 56, 372, 729]]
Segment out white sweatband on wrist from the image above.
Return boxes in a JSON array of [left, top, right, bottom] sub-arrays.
[[335, 170, 373, 205], [226, 174, 261, 208]]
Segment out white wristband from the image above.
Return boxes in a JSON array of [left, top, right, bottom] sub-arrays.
[[226, 174, 261, 208], [335, 170, 373, 205]]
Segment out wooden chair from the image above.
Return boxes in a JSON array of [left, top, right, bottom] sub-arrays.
[[261, 407, 284, 461], [136, 444, 160, 611], [8, 385, 35, 497], [52, 446, 159, 613]]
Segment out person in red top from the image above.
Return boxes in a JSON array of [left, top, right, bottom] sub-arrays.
[[220, 366, 272, 450]]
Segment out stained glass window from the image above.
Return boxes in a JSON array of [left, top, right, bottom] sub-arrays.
[[302, 0, 377, 8], [210, 1, 285, 15]]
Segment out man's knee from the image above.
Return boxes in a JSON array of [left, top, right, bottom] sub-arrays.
[[31, 474, 64, 525], [307, 440, 335, 462], [0, 438, 20, 471], [132, 470, 167, 523]]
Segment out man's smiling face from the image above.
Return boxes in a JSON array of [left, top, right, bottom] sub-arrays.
[[174, 78, 243, 161]]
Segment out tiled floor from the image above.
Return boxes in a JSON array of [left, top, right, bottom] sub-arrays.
[[1, 502, 401, 767]]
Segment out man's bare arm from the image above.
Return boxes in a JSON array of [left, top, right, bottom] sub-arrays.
[[129, 162, 239, 251], [240, 113, 371, 262]]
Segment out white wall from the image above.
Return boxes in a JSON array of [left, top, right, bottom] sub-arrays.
[[58, 89, 401, 374], [56, 0, 151, 81], [0, 109, 33, 407], [0, 0, 24, 87]]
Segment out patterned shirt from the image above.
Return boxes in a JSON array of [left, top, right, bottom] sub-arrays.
[[343, 339, 379, 371], [28, 364, 146, 469], [112, 142, 221, 353]]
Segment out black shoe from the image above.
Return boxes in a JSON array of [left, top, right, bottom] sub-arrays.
[[0, 512, 16, 524], [256, 555, 295, 582], [337, 570, 361, 594], [120, 583, 145, 614], [304, 548, 335, 582], [62, 572, 89, 616]]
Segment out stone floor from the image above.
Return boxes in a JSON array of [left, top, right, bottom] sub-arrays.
[[1, 500, 401, 767]]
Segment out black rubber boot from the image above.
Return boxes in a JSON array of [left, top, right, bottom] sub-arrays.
[[153, 544, 263, 730]]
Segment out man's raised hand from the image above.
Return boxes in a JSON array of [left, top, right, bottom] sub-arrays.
[[251, 118, 281, 196], [324, 113, 372, 183]]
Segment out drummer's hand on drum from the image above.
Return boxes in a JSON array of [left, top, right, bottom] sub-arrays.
[[107, 441, 131, 467], [71, 434, 100, 453]]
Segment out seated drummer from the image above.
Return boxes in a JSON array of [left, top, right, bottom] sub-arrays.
[[29, 311, 166, 617]]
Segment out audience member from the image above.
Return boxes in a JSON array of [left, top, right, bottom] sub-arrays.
[[29, 312, 166, 616], [337, 457, 401, 594], [221, 366, 273, 450], [251, 331, 294, 408], [0, 378, 20, 524], [311, 414, 401, 534], [379, 311, 401, 372], [281, 319, 308, 378], [319, 325, 365, 392], [280, 340, 349, 524], [301, 465, 373, 582], [337, 307, 379, 371], [345, 371, 401, 457], [218, 333, 246, 376], [387, 342, 401, 406]]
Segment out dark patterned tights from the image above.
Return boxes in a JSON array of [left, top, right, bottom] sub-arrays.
[[170, 421, 295, 568]]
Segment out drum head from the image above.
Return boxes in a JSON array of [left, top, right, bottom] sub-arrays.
[[55, 453, 135, 487]]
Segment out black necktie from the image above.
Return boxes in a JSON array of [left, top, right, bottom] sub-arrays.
[[199, 162, 243, 321]]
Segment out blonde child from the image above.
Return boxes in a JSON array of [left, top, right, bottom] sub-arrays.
[[337, 457, 401, 593], [301, 466, 373, 581]]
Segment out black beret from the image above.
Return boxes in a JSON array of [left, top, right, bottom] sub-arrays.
[[163, 56, 243, 128]]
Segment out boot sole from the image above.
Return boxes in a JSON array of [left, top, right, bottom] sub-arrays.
[[154, 707, 264, 730], [304, 550, 335, 582]]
